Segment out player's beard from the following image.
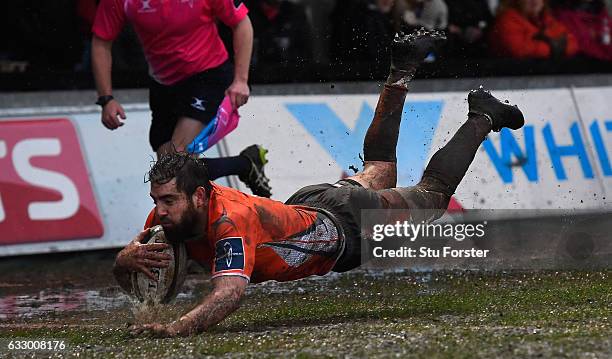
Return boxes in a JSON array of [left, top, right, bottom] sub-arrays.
[[162, 202, 200, 242]]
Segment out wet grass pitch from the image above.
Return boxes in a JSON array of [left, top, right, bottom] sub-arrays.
[[1, 265, 610, 358]]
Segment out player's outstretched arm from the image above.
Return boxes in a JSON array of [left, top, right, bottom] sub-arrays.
[[129, 276, 247, 337]]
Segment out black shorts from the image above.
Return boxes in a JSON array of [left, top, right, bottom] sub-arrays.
[[285, 179, 386, 272], [148, 61, 233, 152]]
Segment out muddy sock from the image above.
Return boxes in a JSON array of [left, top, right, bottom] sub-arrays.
[[386, 68, 417, 90], [363, 85, 409, 162], [421, 113, 491, 194], [201, 156, 250, 180]]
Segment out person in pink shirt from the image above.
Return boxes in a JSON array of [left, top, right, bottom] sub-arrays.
[[91, 0, 272, 197]]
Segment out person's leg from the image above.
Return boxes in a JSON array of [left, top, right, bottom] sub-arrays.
[[382, 89, 525, 221], [182, 64, 271, 197], [156, 119, 270, 195], [347, 29, 446, 190], [156, 65, 230, 158], [156, 119, 271, 195], [154, 64, 272, 196], [203, 155, 250, 180], [154, 116, 251, 178], [156, 116, 204, 156], [149, 79, 179, 155]]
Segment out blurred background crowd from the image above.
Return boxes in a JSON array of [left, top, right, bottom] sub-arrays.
[[1, 0, 611, 91]]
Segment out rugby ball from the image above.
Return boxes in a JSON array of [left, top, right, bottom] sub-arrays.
[[130, 225, 188, 304]]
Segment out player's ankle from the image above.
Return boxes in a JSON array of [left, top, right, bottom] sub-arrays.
[[468, 112, 494, 133], [386, 68, 416, 89]]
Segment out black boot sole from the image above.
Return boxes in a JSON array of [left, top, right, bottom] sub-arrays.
[[468, 88, 525, 132], [391, 27, 447, 71]]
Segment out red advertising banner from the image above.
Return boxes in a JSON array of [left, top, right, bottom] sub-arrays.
[[0, 119, 104, 244]]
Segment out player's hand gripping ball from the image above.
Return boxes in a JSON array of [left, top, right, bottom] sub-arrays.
[[130, 225, 187, 304]]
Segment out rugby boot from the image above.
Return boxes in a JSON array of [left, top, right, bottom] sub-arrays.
[[468, 88, 525, 132], [388, 27, 446, 87], [239, 145, 272, 198], [391, 27, 447, 71]]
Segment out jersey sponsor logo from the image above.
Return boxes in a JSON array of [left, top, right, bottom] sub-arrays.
[[138, 0, 156, 13], [0, 119, 104, 245], [214, 237, 245, 272], [191, 97, 206, 112]]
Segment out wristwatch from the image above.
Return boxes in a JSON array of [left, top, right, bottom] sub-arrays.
[[95, 95, 114, 107]]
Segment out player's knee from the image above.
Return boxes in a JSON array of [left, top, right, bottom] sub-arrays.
[[364, 161, 397, 189], [170, 138, 188, 152], [414, 185, 451, 210], [157, 141, 186, 157], [416, 176, 454, 209], [387, 185, 450, 223], [391, 183, 451, 210], [173, 142, 187, 153], [408, 186, 449, 223]]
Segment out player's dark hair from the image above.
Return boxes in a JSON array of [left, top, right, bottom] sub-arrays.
[[145, 152, 212, 196]]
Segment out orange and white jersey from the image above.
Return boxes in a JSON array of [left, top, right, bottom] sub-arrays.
[[145, 183, 343, 283]]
